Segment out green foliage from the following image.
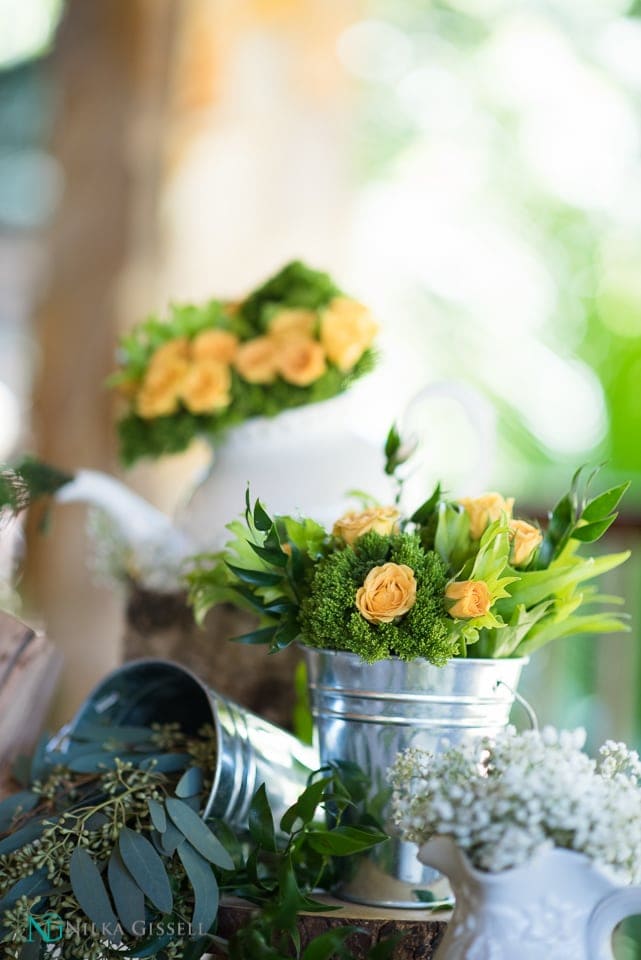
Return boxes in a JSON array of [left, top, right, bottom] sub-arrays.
[[0, 457, 73, 519], [535, 466, 630, 569], [239, 260, 342, 328], [300, 531, 456, 664], [0, 721, 393, 960], [188, 463, 631, 667]]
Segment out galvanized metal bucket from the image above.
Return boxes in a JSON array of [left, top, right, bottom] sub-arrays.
[[303, 647, 529, 908], [51, 658, 319, 830]]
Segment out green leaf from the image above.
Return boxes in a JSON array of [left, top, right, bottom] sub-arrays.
[[410, 483, 442, 525], [19, 942, 41, 960], [70, 847, 121, 944], [272, 617, 300, 651], [140, 752, 192, 773], [108, 847, 146, 936], [176, 766, 204, 799], [159, 820, 183, 856], [306, 825, 388, 856], [177, 841, 220, 936], [147, 798, 167, 833], [248, 784, 277, 851], [249, 541, 288, 567], [280, 777, 331, 833], [0, 867, 49, 913], [226, 563, 284, 587], [582, 482, 630, 522], [0, 818, 45, 855], [230, 625, 278, 646], [118, 826, 173, 915], [572, 516, 617, 542], [367, 933, 408, 958], [0, 790, 39, 833], [253, 499, 274, 532], [165, 798, 234, 870], [301, 927, 363, 960], [71, 722, 158, 744]]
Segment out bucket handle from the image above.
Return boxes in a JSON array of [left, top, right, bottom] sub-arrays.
[[495, 680, 538, 730]]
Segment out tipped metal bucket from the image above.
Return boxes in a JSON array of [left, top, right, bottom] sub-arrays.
[[52, 658, 319, 830], [303, 647, 528, 908]]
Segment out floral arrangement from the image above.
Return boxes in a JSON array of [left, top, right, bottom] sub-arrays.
[[389, 726, 641, 881], [0, 721, 385, 959], [111, 261, 378, 465], [188, 446, 630, 664]]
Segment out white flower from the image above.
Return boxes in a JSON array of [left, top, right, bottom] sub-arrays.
[[389, 726, 641, 879]]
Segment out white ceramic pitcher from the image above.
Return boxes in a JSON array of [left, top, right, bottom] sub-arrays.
[[419, 835, 641, 960]]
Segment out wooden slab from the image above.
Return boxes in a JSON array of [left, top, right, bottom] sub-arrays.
[[208, 894, 449, 959]]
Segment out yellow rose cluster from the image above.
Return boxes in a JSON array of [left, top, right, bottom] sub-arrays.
[[136, 331, 238, 419], [334, 493, 544, 629], [444, 492, 543, 622], [135, 297, 378, 420]]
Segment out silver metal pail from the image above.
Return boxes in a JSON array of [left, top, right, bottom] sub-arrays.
[[51, 658, 319, 831], [303, 647, 528, 908]]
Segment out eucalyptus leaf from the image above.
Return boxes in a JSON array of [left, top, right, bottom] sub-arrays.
[[71, 722, 158, 744], [118, 826, 173, 914], [159, 820, 183, 856], [0, 790, 39, 833], [140, 752, 192, 773], [0, 866, 49, 913], [165, 798, 234, 870], [0, 818, 46, 855], [29, 733, 51, 783], [108, 847, 146, 935], [148, 798, 167, 833], [70, 847, 121, 944], [19, 941, 41, 960], [177, 840, 220, 935], [176, 766, 204, 799]]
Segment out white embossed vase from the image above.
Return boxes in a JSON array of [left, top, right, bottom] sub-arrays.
[[419, 836, 641, 960]]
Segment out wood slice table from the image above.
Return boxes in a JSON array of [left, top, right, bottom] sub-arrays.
[[208, 895, 449, 959]]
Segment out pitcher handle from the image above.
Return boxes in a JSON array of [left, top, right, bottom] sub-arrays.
[[588, 887, 641, 960], [400, 382, 496, 493]]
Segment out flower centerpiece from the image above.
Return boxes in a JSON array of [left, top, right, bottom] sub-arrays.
[[188, 456, 630, 663], [187, 443, 631, 908], [389, 728, 641, 959], [111, 260, 378, 465]]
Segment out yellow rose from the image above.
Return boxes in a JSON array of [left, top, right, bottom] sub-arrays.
[[445, 580, 492, 619], [180, 360, 232, 413], [320, 296, 378, 372], [276, 336, 327, 387], [333, 506, 400, 546], [268, 308, 317, 340], [191, 329, 239, 365], [459, 493, 515, 540], [149, 337, 191, 367], [356, 562, 417, 624], [136, 358, 189, 418], [509, 519, 542, 567], [234, 337, 279, 384]]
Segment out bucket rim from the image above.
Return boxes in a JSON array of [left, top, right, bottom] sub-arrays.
[[60, 657, 224, 814], [298, 645, 530, 667]]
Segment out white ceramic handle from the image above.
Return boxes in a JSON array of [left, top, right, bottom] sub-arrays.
[[400, 381, 496, 493], [588, 887, 641, 960]]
